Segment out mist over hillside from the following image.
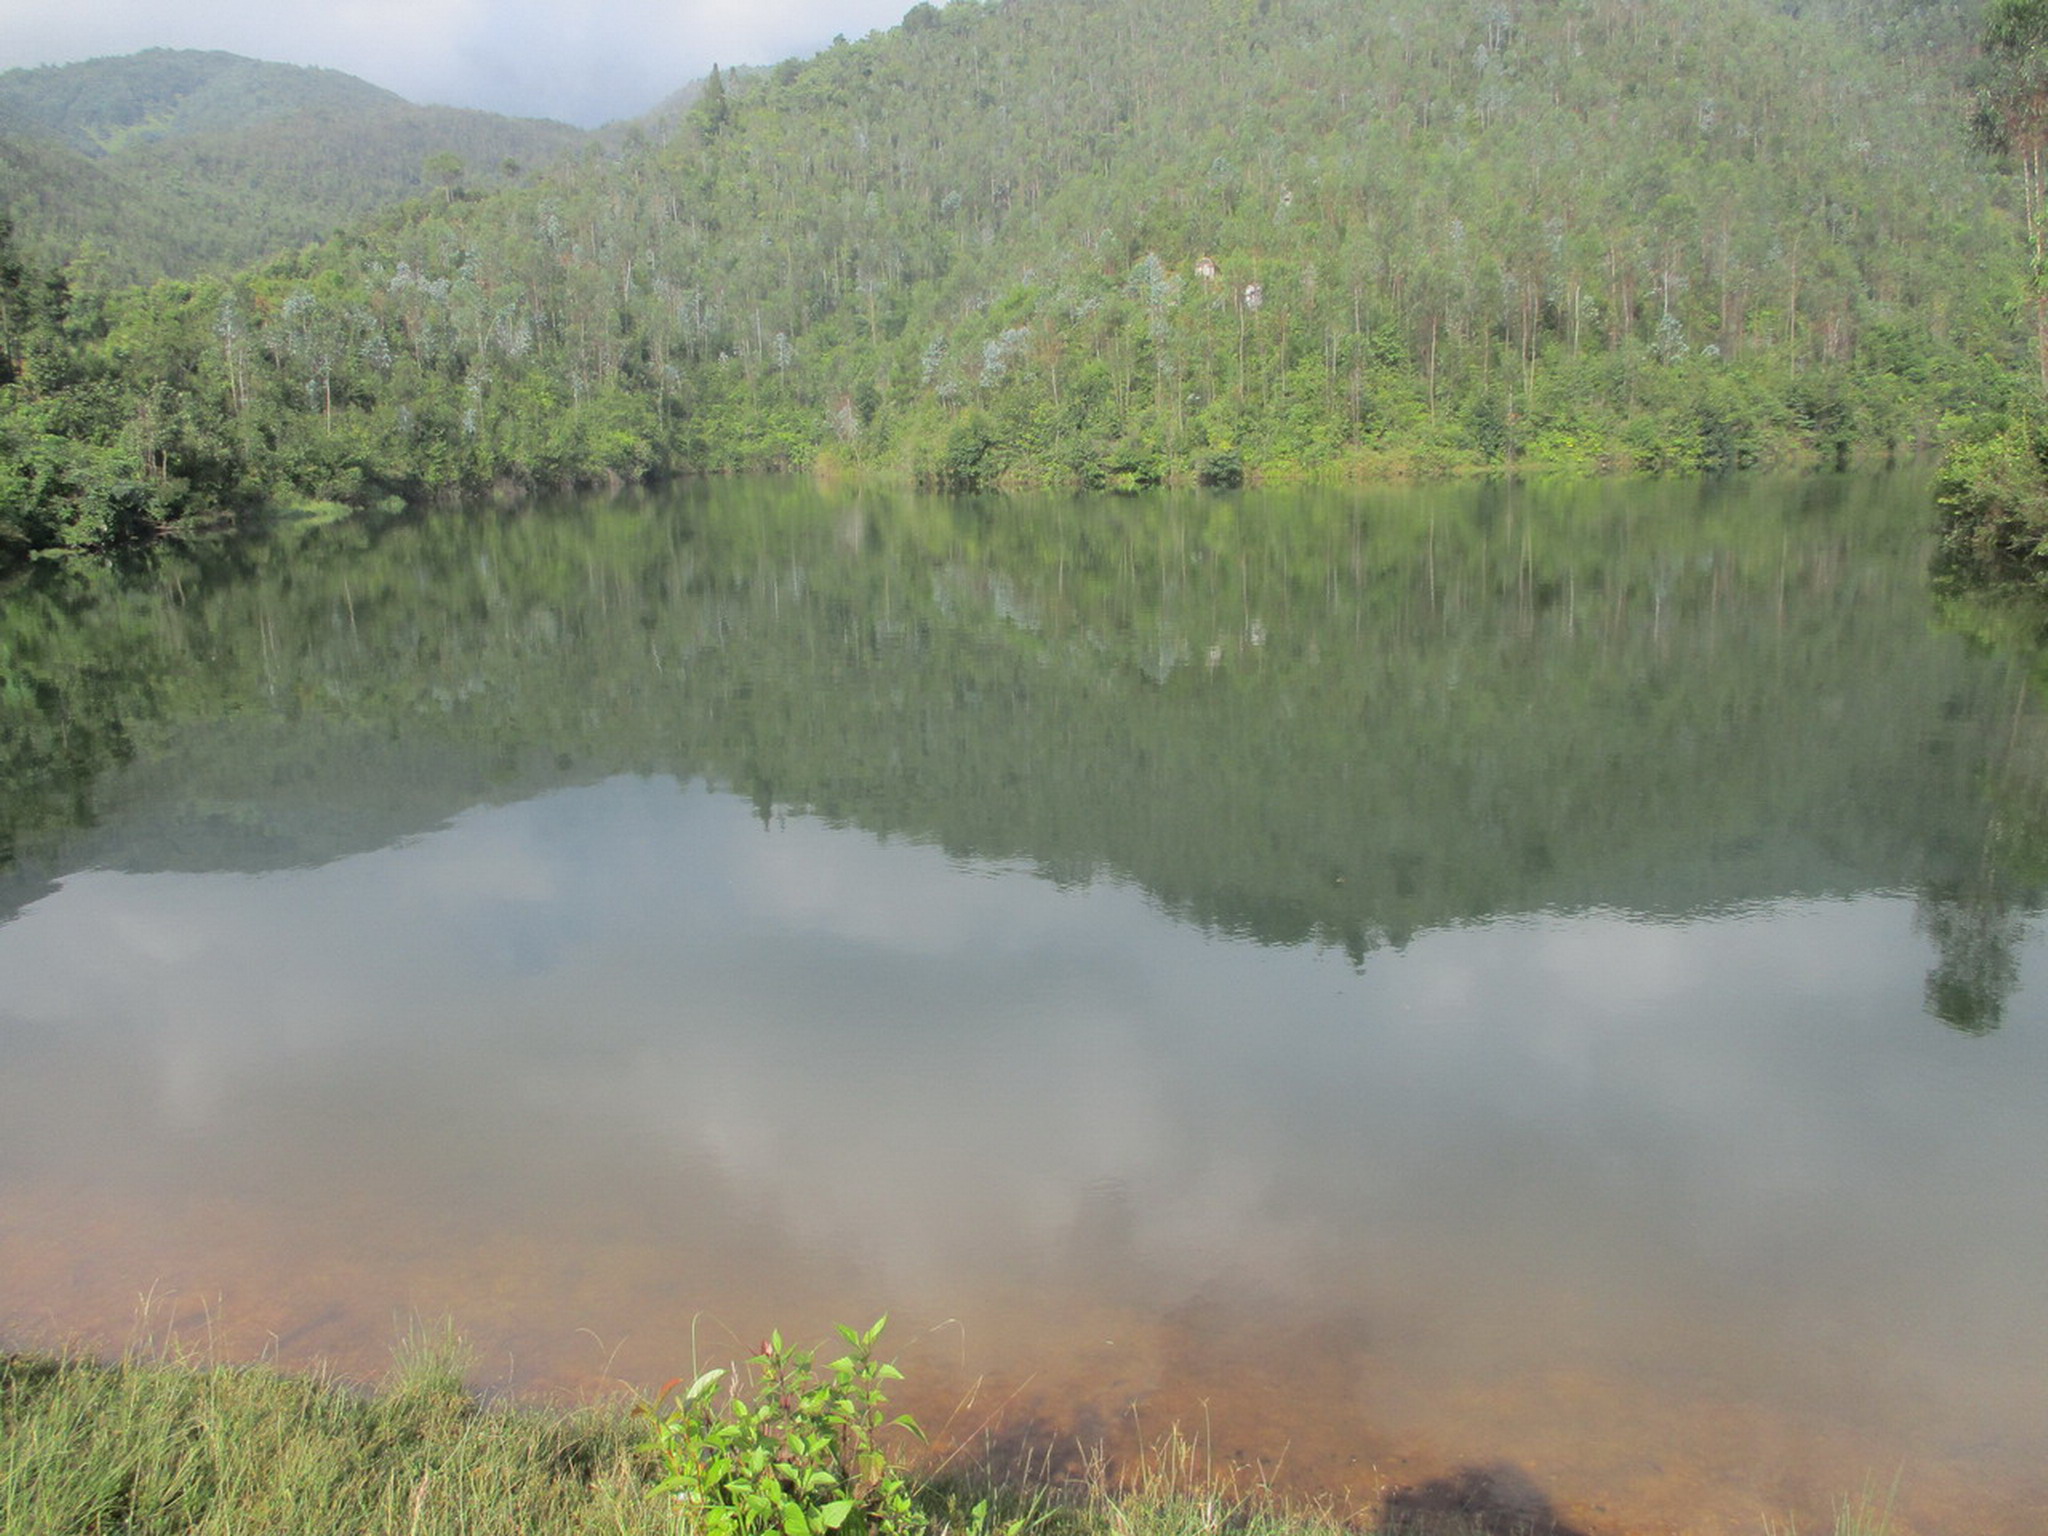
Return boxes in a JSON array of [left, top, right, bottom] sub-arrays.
[[0, 49, 588, 280]]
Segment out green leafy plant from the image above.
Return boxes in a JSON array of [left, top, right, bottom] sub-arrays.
[[641, 1319, 928, 1536]]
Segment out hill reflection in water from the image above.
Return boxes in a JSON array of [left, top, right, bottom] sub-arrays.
[[2, 473, 2045, 1534]]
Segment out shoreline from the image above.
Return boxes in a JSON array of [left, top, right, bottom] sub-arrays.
[[0, 1334, 1901, 1536]]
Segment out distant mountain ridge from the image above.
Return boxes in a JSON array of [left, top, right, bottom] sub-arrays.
[[0, 48, 406, 155], [0, 0, 2039, 561], [0, 49, 588, 280]]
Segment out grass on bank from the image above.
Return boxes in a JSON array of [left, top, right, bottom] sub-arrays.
[[0, 1325, 660, 1535], [0, 1327, 1896, 1536], [1760, 1478, 1900, 1536]]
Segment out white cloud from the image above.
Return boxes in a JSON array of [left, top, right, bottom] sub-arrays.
[[2, 0, 921, 125]]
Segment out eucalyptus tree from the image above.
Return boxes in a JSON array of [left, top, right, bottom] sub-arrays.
[[1975, 0, 2048, 388]]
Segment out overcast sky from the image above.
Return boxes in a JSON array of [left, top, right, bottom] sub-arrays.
[[1, 0, 919, 127]]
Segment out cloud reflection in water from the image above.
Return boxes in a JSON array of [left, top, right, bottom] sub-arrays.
[[1, 775, 2044, 1529]]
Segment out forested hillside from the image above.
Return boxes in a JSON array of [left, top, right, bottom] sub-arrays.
[[0, 0, 2036, 559], [0, 50, 587, 281], [0, 49, 403, 151]]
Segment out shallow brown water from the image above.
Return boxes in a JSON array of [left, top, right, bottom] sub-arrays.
[[3, 476, 2046, 1535]]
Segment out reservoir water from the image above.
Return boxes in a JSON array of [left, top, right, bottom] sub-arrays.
[[2, 473, 2044, 1534]]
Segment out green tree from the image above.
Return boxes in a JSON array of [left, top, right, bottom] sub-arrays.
[[695, 64, 730, 139], [1976, 0, 2048, 388], [423, 151, 465, 204]]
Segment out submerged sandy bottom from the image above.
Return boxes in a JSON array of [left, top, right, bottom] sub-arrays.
[[5, 784, 2047, 1535]]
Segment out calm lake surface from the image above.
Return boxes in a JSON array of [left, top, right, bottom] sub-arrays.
[[3, 473, 2045, 1534]]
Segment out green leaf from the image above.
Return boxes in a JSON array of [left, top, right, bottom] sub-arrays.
[[818, 1501, 856, 1530], [688, 1368, 728, 1402]]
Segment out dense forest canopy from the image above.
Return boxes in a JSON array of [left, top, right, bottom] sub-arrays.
[[1937, 0, 2048, 586], [0, 50, 588, 283], [1, 0, 2044, 561], [0, 50, 406, 153]]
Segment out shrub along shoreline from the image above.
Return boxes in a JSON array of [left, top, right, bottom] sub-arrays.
[[1934, 419, 2048, 590], [0, 1326, 1898, 1536]]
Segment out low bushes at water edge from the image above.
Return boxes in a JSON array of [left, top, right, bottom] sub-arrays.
[[1935, 421, 2048, 589], [0, 1328, 1894, 1536]]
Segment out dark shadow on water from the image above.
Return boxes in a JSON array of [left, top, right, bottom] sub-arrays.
[[944, 1411, 1592, 1536], [946, 1410, 1105, 1490], [1380, 1462, 1593, 1535]]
